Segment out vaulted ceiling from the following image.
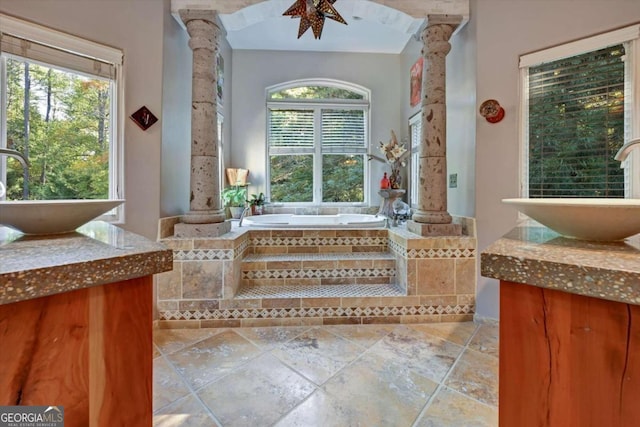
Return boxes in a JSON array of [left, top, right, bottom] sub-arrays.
[[171, 0, 469, 53]]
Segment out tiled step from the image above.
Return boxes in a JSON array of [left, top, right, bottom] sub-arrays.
[[234, 283, 405, 299], [241, 252, 396, 287], [249, 229, 388, 254]]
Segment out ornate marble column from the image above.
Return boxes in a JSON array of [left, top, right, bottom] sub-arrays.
[[175, 9, 230, 237], [408, 14, 463, 237]]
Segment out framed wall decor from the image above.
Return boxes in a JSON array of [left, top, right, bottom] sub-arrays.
[[410, 56, 423, 107], [130, 106, 158, 131]]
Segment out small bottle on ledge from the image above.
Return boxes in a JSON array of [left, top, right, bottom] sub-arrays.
[[380, 172, 390, 189]]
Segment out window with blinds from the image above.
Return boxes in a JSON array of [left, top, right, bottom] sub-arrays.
[[527, 45, 626, 198], [321, 109, 365, 150], [0, 14, 123, 219], [520, 24, 640, 200], [267, 81, 369, 204]]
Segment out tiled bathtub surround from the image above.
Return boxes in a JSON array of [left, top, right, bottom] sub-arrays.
[[157, 215, 476, 327]]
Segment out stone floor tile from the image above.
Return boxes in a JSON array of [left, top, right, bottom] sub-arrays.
[[368, 325, 464, 383], [323, 324, 394, 348], [153, 328, 221, 355], [153, 343, 162, 359], [153, 321, 499, 427], [197, 353, 316, 427], [273, 389, 370, 427], [321, 351, 438, 426], [234, 326, 311, 350], [166, 330, 262, 390], [153, 357, 191, 412], [153, 394, 218, 427], [408, 321, 479, 346], [445, 348, 498, 407], [468, 322, 499, 357], [271, 328, 364, 385], [415, 386, 498, 427]]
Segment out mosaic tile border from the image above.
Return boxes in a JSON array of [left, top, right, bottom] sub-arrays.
[[407, 248, 476, 258], [242, 268, 396, 280], [235, 283, 403, 298], [159, 304, 475, 321], [235, 237, 250, 258], [172, 239, 249, 261], [244, 252, 395, 261], [388, 239, 476, 259], [251, 236, 387, 247], [174, 249, 234, 261]]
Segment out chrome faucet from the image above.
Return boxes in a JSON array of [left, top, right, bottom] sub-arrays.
[[0, 148, 29, 170], [237, 206, 251, 227], [0, 148, 30, 199], [614, 138, 640, 162]]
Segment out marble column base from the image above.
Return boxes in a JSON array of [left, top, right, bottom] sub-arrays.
[[181, 210, 226, 224], [174, 221, 231, 238], [407, 220, 462, 237]]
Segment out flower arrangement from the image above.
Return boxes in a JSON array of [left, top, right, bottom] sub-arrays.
[[379, 130, 409, 189]]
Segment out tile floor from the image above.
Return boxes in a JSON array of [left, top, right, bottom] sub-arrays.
[[153, 321, 498, 427]]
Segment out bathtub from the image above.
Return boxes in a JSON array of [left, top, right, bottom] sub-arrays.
[[241, 213, 386, 228]]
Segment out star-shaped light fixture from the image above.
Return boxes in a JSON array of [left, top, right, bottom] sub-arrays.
[[283, 0, 347, 40]]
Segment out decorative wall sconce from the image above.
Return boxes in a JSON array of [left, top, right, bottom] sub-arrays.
[[479, 99, 505, 123]]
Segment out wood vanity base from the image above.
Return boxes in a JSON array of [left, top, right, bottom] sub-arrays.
[[0, 276, 152, 427], [500, 280, 640, 427]]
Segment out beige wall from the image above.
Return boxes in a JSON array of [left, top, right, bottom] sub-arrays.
[[475, 0, 640, 318], [1, 0, 167, 239]]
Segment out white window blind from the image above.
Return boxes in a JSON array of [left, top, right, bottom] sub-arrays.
[[268, 109, 314, 149], [0, 33, 116, 79], [321, 109, 365, 151], [527, 44, 626, 198]]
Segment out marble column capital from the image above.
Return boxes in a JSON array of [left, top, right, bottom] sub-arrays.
[[179, 9, 223, 52]]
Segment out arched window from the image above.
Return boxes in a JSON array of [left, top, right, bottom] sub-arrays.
[[266, 79, 370, 204]]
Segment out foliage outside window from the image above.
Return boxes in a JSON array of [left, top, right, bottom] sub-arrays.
[[267, 81, 369, 204], [0, 16, 123, 219], [521, 25, 639, 199]]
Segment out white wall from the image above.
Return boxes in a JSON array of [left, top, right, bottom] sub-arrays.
[[161, 13, 233, 218], [230, 49, 403, 204], [474, 0, 640, 319], [1, 0, 167, 239], [400, 21, 476, 219]]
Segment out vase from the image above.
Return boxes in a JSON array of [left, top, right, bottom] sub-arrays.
[[389, 168, 402, 189], [229, 206, 244, 219]]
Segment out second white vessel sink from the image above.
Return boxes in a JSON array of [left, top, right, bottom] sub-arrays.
[[503, 198, 640, 241], [0, 199, 124, 235]]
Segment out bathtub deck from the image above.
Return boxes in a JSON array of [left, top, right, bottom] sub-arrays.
[[235, 283, 405, 299]]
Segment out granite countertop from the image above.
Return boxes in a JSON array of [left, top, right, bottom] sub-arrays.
[[481, 222, 640, 305], [0, 221, 172, 305]]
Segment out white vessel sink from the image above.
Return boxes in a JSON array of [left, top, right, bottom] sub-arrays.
[[0, 199, 124, 235], [503, 198, 640, 241]]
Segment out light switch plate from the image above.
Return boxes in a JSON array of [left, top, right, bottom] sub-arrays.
[[449, 173, 458, 188]]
